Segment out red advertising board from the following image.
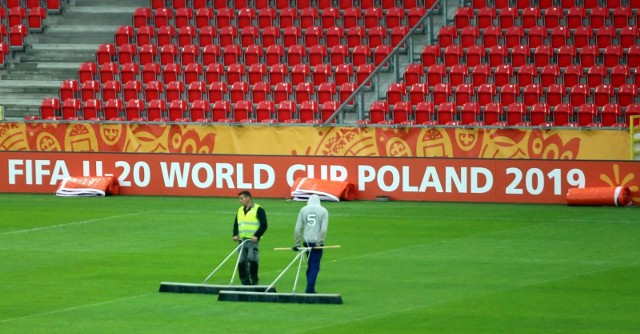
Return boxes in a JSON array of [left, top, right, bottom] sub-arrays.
[[1, 151, 638, 204]]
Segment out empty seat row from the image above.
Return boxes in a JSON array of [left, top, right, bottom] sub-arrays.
[[469, 0, 639, 11], [76, 60, 375, 86], [386, 81, 640, 107], [439, 24, 640, 49], [134, 5, 426, 30], [407, 63, 640, 87], [148, 0, 431, 11], [59, 78, 358, 105], [365, 100, 640, 127], [97, 42, 387, 69], [39, 96, 342, 124], [115, 24, 407, 50], [421, 44, 640, 68], [455, 6, 639, 29]]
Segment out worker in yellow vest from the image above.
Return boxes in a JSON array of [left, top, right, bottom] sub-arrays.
[[232, 191, 268, 285]]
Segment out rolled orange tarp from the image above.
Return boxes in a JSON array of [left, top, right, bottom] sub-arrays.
[[55, 176, 120, 197], [566, 186, 632, 207]]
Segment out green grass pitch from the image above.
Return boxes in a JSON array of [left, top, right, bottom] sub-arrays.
[[1, 194, 639, 333]]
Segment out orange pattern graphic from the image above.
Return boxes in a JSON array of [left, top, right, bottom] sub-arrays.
[[0, 122, 630, 160]]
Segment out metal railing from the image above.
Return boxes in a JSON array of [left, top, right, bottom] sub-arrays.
[[324, 0, 445, 124]]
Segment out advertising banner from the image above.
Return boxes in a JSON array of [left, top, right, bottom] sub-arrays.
[[1, 151, 638, 205]]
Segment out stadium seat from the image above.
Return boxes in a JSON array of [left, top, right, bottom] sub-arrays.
[[483, 102, 505, 126], [449, 64, 468, 86], [573, 26, 593, 49], [528, 26, 547, 49], [517, 65, 537, 87], [123, 80, 143, 101], [96, 43, 116, 65], [125, 99, 145, 121], [427, 65, 445, 86], [618, 84, 638, 107], [230, 81, 249, 103], [80, 80, 100, 102], [211, 100, 232, 122], [603, 45, 623, 67], [269, 63, 289, 86], [82, 99, 103, 121], [600, 103, 622, 127], [258, 8, 276, 29], [256, 100, 276, 123], [40, 97, 61, 120], [187, 81, 206, 102], [226, 63, 245, 84], [530, 102, 550, 126], [273, 82, 292, 103], [345, 26, 363, 48], [455, 84, 474, 105], [233, 100, 254, 122], [144, 80, 164, 102], [291, 64, 310, 85], [587, 65, 607, 87], [476, 7, 495, 28], [282, 26, 301, 47], [477, 83, 497, 105], [356, 64, 375, 87], [368, 101, 389, 124], [102, 80, 122, 101], [472, 64, 491, 85], [251, 81, 271, 103], [207, 81, 227, 103], [304, 26, 322, 47], [610, 65, 630, 88], [59, 79, 79, 101], [433, 83, 452, 105], [61, 98, 82, 120], [576, 104, 599, 127], [190, 99, 211, 122], [562, 65, 583, 88], [98, 62, 119, 83], [248, 63, 267, 85], [103, 98, 124, 121], [521, 7, 540, 28], [421, 45, 440, 66], [277, 100, 298, 123], [195, 26, 217, 47], [488, 45, 508, 67], [494, 65, 514, 86], [557, 45, 576, 67], [570, 84, 590, 107], [9, 25, 28, 51], [166, 81, 185, 102], [299, 100, 320, 123], [506, 103, 528, 126], [465, 45, 485, 67], [195, 8, 213, 28], [323, 26, 348, 48], [116, 44, 137, 65], [523, 84, 542, 106], [168, 99, 188, 121], [550, 103, 575, 127]]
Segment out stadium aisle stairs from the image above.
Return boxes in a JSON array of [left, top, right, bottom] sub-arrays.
[[0, 0, 147, 120]]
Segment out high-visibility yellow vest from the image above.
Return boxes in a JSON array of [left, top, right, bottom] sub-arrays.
[[237, 204, 261, 238]]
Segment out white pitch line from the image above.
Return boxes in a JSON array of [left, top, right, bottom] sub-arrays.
[[0, 293, 151, 324], [1, 212, 151, 236]]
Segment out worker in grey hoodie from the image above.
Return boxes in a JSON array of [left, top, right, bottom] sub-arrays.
[[293, 194, 329, 294]]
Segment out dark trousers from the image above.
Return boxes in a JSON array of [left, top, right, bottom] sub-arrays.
[[304, 242, 323, 293]]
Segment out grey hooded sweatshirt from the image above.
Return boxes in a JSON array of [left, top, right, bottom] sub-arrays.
[[294, 194, 329, 246]]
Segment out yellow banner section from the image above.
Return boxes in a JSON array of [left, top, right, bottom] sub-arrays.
[[0, 122, 631, 160]]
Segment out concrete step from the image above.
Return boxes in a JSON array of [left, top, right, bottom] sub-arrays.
[[0, 80, 61, 94]]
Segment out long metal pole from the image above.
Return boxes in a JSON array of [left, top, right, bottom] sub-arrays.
[[202, 239, 248, 284]]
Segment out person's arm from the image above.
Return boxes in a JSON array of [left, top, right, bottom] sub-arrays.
[[232, 215, 239, 241], [318, 208, 328, 245], [254, 207, 268, 240], [293, 209, 303, 246]]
